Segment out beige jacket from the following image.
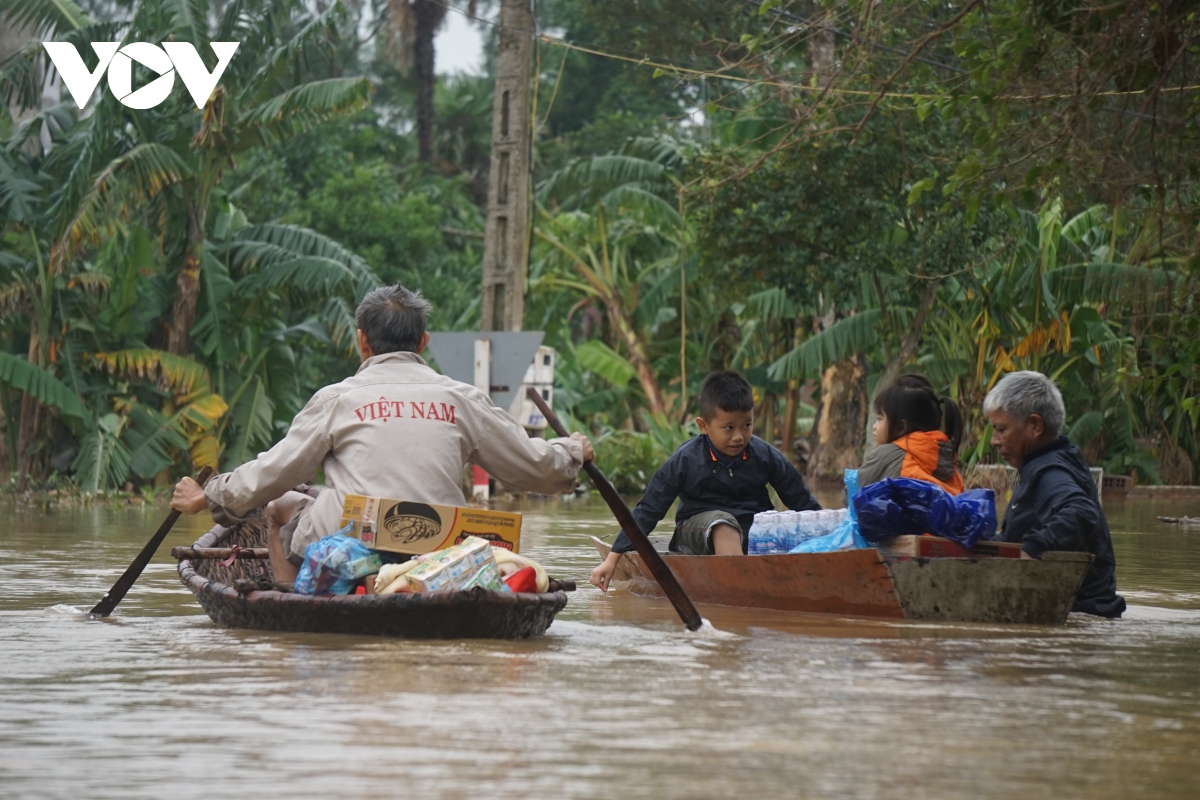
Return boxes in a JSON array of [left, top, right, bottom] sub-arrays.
[[204, 351, 583, 560]]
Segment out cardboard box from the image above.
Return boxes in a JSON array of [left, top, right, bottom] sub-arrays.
[[340, 495, 521, 555]]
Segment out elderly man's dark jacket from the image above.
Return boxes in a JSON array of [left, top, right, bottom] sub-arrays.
[[1000, 437, 1125, 617]]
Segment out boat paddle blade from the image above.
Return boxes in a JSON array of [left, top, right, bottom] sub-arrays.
[[88, 466, 214, 619], [524, 387, 704, 631]]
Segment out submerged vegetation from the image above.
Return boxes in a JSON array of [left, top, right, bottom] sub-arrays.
[[1, 0, 1197, 496]]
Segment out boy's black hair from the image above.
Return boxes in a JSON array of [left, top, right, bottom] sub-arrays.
[[699, 371, 754, 419], [873, 374, 963, 451]]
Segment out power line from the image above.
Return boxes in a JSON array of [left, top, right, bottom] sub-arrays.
[[429, 0, 1199, 106], [537, 35, 1200, 102], [537, 36, 935, 99]]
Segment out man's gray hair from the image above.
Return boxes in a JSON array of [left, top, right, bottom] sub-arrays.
[[983, 370, 1066, 435], [355, 284, 432, 354]]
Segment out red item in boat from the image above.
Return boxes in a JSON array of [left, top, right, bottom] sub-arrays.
[[504, 566, 538, 593]]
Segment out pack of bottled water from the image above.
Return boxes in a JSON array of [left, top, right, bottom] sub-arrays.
[[747, 509, 849, 554]]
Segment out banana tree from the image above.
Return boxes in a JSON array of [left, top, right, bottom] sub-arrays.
[[731, 287, 814, 453], [532, 137, 690, 425], [84, 349, 228, 485], [2, 0, 371, 359], [535, 206, 676, 420], [0, 111, 104, 478], [198, 203, 382, 470], [925, 199, 1191, 479], [1, 0, 378, 485], [67, 200, 383, 489]]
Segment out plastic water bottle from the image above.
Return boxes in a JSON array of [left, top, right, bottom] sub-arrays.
[[783, 511, 809, 551], [751, 508, 849, 554], [766, 513, 786, 553], [748, 512, 772, 554]]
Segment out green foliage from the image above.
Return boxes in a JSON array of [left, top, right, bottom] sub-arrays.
[[0, 0, 382, 483], [2, 0, 1197, 496], [575, 340, 637, 387], [593, 418, 697, 494], [535, 3, 693, 169], [305, 165, 444, 275], [770, 310, 910, 382], [124, 403, 191, 480], [434, 74, 494, 200], [71, 415, 132, 493], [222, 375, 274, 470], [226, 113, 484, 332], [0, 351, 90, 421]]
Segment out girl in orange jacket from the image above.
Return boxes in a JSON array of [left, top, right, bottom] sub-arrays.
[[858, 374, 964, 495]]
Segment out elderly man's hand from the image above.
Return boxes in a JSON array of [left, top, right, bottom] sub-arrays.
[[570, 431, 595, 463], [171, 476, 209, 515]]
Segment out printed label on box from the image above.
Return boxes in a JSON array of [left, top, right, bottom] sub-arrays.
[[340, 496, 521, 555]]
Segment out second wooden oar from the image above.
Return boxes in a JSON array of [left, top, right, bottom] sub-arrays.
[[525, 387, 703, 631], [88, 465, 214, 618]]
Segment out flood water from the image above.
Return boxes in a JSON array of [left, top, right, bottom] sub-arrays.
[[2, 490, 1199, 799]]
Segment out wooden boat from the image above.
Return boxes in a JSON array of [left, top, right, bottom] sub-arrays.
[[592, 536, 1094, 625], [175, 515, 573, 639]]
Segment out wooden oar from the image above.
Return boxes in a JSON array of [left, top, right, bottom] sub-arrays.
[[525, 387, 703, 631], [88, 466, 214, 619]]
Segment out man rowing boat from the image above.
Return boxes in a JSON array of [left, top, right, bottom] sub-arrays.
[[171, 284, 593, 585]]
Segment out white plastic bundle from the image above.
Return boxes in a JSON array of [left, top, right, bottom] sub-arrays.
[[747, 508, 849, 554]]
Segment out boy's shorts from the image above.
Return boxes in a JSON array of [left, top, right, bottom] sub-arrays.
[[669, 511, 743, 555]]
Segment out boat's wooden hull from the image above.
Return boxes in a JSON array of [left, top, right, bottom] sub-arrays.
[[885, 554, 1092, 624], [177, 522, 568, 639], [604, 545, 908, 618], [593, 539, 1092, 625]]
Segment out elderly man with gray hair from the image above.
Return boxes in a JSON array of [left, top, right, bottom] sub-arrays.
[[984, 370, 1124, 617], [171, 284, 593, 586]]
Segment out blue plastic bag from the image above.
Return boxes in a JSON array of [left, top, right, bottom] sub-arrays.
[[293, 525, 384, 595], [852, 478, 997, 549], [790, 469, 868, 553], [951, 488, 999, 545]]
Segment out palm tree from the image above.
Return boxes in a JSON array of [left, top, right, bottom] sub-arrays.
[[381, 0, 446, 164], [381, 1, 482, 164], [434, 74, 493, 198]]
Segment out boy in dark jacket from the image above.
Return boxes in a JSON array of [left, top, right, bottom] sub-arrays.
[[984, 371, 1125, 618], [589, 371, 820, 591]]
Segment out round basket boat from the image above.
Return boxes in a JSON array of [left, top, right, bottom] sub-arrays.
[[177, 515, 571, 639]]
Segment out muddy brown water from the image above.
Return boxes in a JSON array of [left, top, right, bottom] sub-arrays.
[[1, 491, 1199, 799]]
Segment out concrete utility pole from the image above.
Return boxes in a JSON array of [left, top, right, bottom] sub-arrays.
[[480, 0, 534, 332]]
